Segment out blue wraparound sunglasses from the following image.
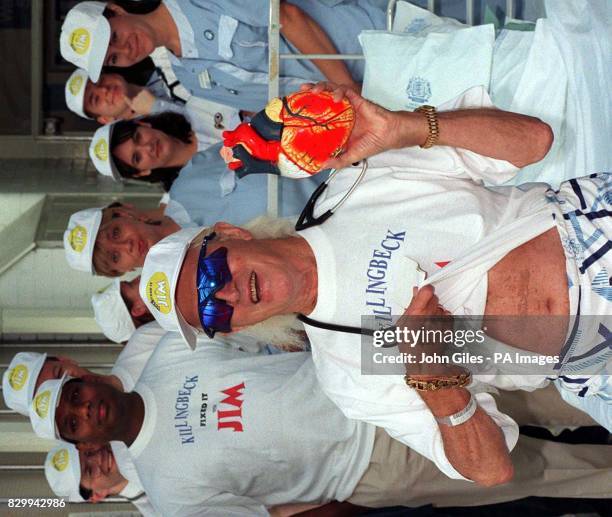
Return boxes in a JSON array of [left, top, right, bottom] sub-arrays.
[[196, 232, 233, 338]]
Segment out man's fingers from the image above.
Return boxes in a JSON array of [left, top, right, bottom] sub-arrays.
[[405, 285, 436, 313]]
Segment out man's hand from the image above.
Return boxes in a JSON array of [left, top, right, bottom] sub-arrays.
[[395, 286, 459, 377], [301, 82, 425, 169]]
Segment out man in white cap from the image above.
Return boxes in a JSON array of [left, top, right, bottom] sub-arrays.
[[2, 352, 90, 417], [91, 276, 153, 343], [63, 202, 180, 277], [139, 225, 305, 351], [60, 2, 110, 82], [45, 442, 159, 515]]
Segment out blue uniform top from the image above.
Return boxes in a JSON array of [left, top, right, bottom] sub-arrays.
[[163, 0, 386, 111], [166, 143, 326, 227]]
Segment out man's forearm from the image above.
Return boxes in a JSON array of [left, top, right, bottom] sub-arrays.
[[280, 2, 357, 88], [390, 108, 553, 168], [419, 387, 514, 486]]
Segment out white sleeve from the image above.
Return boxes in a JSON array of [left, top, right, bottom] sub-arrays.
[[368, 86, 520, 185], [313, 338, 518, 481], [361, 390, 518, 481], [111, 323, 166, 391], [159, 192, 170, 207]]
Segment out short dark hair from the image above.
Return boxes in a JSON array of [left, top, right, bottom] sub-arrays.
[[79, 485, 93, 501], [110, 112, 193, 191]]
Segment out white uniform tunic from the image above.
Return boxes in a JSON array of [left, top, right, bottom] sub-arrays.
[[129, 334, 374, 516]]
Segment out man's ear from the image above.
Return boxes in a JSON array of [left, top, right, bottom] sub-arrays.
[[130, 299, 149, 319], [90, 490, 110, 503], [133, 169, 152, 177], [80, 373, 106, 384], [106, 3, 128, 16], [213, 222, 253, 241], [97, 115, 115, 125]]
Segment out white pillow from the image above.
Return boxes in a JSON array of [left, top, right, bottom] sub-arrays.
[[359, 24, 495, 111]]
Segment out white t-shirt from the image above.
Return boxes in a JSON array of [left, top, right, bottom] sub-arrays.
[[298, 87, 560, 480], [111, 441, 159, 517], [111, 322, 167, 391], [129, 333, 375, 517], [111, 323, 282, 392]]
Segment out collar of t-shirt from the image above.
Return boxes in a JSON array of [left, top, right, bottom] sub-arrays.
[[128, 384, 157, 461], [163, 0, 198, 58]]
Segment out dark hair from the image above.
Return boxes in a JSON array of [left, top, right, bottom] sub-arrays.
[[110, 112, 193, 191], [104, 1, 161, 16], [79, 485, 93, 501]]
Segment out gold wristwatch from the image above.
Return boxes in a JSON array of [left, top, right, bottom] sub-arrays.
[[414, 105, 440, 149], [404, 372, 472, 392]]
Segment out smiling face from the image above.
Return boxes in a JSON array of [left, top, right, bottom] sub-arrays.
[[93, 207, 162, 276], [177, 231, 318, 333], [104, 11, 157, 68], [83, 73, 131, 121], [112, 124, 179, 173], [120, 275, 153, 326], [79, 444, 125, 499], [56, 380, 127, 444]]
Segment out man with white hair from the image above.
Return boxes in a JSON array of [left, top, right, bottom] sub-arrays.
[[141, 85, 611, 483]]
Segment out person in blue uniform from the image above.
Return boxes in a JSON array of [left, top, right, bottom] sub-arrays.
[[60, 1, 385, 111]]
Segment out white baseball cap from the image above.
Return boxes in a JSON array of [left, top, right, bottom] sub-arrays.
[[91, 278, 136, 343], [63, 207, 104, 274], [60, 2, 111, 82], [140, 226, 209, 349], [45, 443, 85, 502], [2, 352, 47, 416], [65, 68, 92, 120], [90, 123, 121, 181], [29, 374, 71, 441]]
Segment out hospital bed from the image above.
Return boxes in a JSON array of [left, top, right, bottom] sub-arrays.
[[266, 0, 610, 215]]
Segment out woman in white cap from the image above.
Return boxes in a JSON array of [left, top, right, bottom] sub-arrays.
[[66, 59, 242, 143], [59, 1, 375, 111], [89, 112, 324, 223]]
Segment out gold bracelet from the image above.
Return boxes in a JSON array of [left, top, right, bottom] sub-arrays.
[[414, 105, 439, 149], [404, 372, 472, 392]]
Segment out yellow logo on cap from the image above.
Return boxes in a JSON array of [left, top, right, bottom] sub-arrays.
[[70, 28, 91, 55], [146, 272, 172, 315], [52, 449, 70, 472], [94, 139, 108, 162], [69, 225, 88, 253], [34, 390, 52, 418], [9, 365, 28, 391], [69, 74, 85, 96]]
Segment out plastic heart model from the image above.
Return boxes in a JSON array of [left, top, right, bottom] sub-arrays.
[[221, 90, 355, 178]]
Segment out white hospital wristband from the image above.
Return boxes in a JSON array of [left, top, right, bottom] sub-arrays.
[[435, 395, 478, 427]]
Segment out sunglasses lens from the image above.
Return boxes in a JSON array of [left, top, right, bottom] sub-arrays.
[[197, 244, 233, 337], [200, 300, 233, 338]]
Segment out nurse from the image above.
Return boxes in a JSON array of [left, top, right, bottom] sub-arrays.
[[66, 63, 241, 145], [60, 1, 385, 111], [88, 112, 325, 226]]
